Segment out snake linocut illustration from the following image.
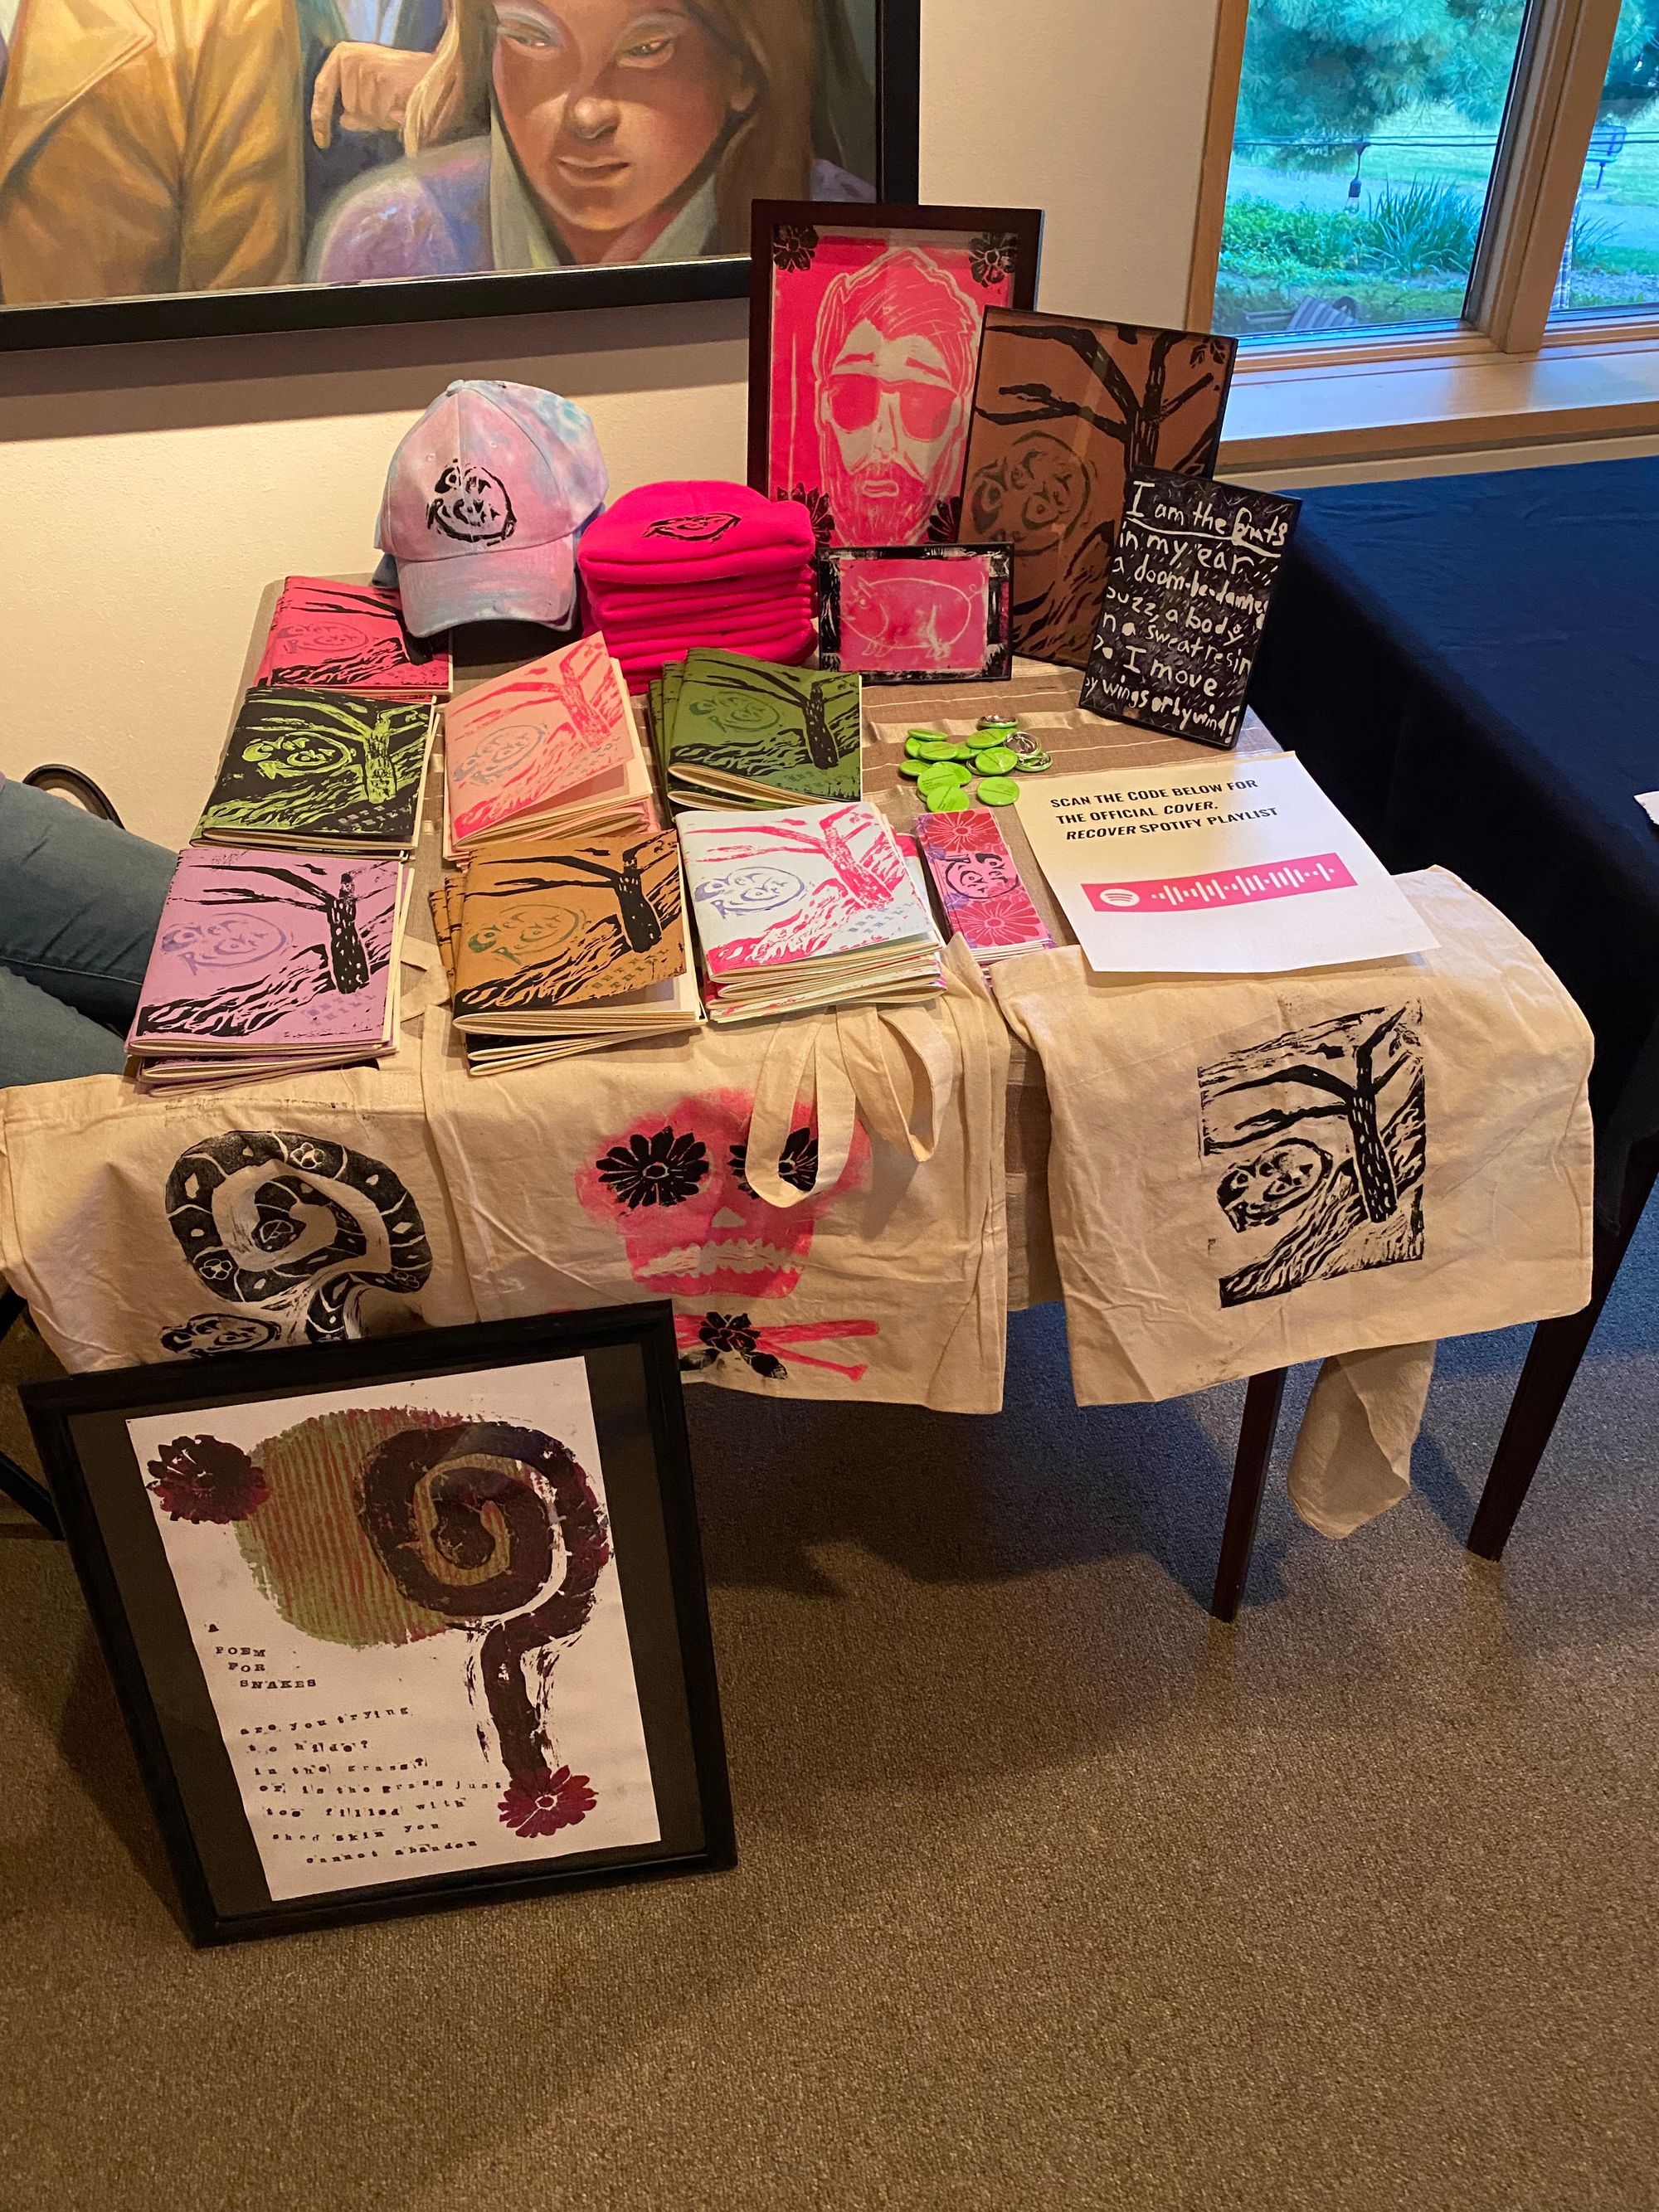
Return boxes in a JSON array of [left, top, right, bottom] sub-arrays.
[[129, 1360, 660, 1901], [159, 1128, 434, 1355]]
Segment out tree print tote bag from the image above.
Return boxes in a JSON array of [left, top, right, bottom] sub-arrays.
[[991, 870, 1593, 1406], [0, 1061, 478, 1373], [422, 940, 1010, 1412]]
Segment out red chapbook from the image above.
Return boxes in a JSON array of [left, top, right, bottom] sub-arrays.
[[254, 576, 452, 697]]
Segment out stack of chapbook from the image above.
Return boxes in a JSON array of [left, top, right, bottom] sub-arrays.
[[194, 689, 436, 858], [126, 848, 411, 1092], [430, 823, 700, 1073], [443, 633, 657, 857], [252, 576, 452, 697], [679, 799, 941, 1023], [912, 808, 1054, 965], [646, 650, 862, 813]]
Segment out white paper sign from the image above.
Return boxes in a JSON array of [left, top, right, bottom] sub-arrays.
[[129, 1357, 660, 1900], [1017, 754, 1438, 974]]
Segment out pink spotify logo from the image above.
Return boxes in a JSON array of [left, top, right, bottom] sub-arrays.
[[1083, 853, 1358, 913]]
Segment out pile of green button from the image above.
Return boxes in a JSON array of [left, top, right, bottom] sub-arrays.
[[900, 717, 1053, 813]]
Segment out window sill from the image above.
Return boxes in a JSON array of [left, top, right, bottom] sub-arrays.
[[1218, 330, 1659, 469]]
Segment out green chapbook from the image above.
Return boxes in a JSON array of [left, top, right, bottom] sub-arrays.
[[664, 650, 862, 809], [195, 688, 435, 854]]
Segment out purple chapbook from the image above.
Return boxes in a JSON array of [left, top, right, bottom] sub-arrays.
[[129, 848, 403, 1055]]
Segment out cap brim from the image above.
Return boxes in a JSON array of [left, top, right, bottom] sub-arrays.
[[395, 539, 577, 637]]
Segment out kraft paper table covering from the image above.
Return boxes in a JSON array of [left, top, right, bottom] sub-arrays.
[[0, 659, 1591, 1534]]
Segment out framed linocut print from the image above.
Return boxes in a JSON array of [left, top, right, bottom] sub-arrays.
[[0, 2, 919, 352], [23, 1306, 733, 1945], [815, 543, 1013, 682], [957, 311, 1238, 668], [749, 199, 1043, 550]]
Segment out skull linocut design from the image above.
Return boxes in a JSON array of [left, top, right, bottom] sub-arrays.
[[576, 1086, 870, 1300], [1199, 1003, 1425, 1306]]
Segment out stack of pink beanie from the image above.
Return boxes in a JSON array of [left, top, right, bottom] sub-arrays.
[[578, 480, 818, 688]]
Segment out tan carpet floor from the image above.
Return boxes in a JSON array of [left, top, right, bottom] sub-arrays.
[[0, 1229, 1654, 2212]]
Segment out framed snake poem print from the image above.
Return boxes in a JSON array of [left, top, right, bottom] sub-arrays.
[[22, 1305, 733, 1945]]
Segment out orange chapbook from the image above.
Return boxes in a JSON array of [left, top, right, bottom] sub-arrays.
[[450, 825, 688, 1031], [444, 633, 648, 849]]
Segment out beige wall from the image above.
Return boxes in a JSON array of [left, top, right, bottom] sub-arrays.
[[0, 0, 1222, 843]]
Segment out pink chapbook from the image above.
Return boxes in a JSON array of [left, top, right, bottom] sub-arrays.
[[912, 809, 1054, 963], [127, 848, 403, 1060], [253, 576, 452, 697], [444, 633, 648, 849]]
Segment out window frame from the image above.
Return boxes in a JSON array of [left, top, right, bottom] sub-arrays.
[[1190, 0, 1659, 459]]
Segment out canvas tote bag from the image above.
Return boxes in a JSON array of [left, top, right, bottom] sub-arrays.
[[422, 937, 1010, 1412], [0, 1057, 478, 1373], [991, 870, 1593, 1521]]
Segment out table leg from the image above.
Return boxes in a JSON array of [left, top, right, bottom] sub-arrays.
[[1467, 1136, 1659, 1562], [1211, 1367, 1288, 1623], [0, 1291, 61, 1537]]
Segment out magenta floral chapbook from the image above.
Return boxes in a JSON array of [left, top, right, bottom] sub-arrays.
[[912, 808, 1053, 960]]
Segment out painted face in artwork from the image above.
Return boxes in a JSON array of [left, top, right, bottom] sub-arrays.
[[575, 1086, 868, 1297], [1216, 1140, 1331, 1232], [815, 250, 980, 543], [491, 0, 756, 260]]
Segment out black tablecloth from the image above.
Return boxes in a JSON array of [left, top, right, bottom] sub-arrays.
[[1248, 457, 1659, 1212]]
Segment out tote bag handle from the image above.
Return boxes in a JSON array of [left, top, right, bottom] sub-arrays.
[[744, 1014, 859, 1210]]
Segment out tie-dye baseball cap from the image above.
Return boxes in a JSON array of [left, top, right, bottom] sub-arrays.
[[377, 380, 607, 636]]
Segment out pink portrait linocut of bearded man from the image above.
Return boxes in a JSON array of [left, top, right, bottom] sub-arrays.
[[814, 248, 981, 545], [767, 227, 1020, 548]]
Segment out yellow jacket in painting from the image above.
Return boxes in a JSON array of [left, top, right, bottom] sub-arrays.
[[0, 0, 304, 304]]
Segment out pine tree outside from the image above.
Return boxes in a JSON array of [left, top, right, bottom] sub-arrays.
[[1216, 0, 1659, 339]]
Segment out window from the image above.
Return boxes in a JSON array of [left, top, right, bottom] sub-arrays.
[[1193, 0, 1659, 367], [1550, 0, 1659, 317], [1215, 0, 1535, 342]]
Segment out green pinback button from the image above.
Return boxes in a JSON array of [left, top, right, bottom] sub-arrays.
[[917, 760, 972, 790], [912, 738, 975, 761], [977, 776, 1022, 806], [1014, 749, 1053, 772], [971, 746, 1019, 775], [925, 785, 975, 812], [898, 756, 927, 777]]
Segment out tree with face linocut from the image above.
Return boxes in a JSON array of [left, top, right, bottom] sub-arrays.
[[1200, 1004, 1427, 1306], [139, 863, 388, 1038]]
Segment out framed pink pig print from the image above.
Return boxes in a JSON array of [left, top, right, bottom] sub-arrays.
[[815, 542, 1014, 682], [748, 200, 1043, 552]]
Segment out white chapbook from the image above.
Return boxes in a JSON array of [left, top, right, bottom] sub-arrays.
[[1017, 754, 1438, 974]]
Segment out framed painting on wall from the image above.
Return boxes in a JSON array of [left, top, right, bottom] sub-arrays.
[[748, 198, 1044, 551], [815, 542, 1014, 682], [22, 1305, 734, 1944], [956, 311, 1238, 668], [0, 1, 920, 352]]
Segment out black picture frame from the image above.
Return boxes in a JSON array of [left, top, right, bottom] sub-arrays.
[[747, 197, 1044, 540], [815, 542, 1014, 682], [0, 2, 920, 354], [22, 1303, 735, 1946]]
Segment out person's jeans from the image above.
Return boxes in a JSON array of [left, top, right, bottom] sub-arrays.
[[0, 780, 174, 1086]]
